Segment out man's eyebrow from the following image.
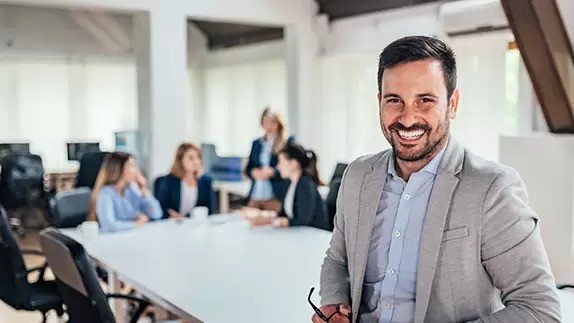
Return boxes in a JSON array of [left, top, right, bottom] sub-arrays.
[[382, 93, 401, 99], [416, 93, 439, 99]]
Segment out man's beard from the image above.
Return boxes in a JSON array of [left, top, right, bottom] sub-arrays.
[[385, 117, 450, 162]]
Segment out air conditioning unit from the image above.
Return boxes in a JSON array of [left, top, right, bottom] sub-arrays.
[[439, 0, 508, 36]]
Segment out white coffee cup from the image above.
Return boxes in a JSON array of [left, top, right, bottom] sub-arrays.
[[80, 221, 99, 240], [192, 206, 209, 225]]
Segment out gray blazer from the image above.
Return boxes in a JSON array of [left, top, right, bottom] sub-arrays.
[[320, 139, 561, 323]]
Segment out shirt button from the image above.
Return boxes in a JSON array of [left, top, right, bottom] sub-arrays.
[[388, 268, 395, 275], [404, 194, 411, 200], [383, 302, 390, 309], [395, 230, 401, 237]]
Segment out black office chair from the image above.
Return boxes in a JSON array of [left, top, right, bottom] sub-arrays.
[[325, 178, 342, 232], [0, 206, 64, 322], [0, 153, 46, 235], [47, 187, 91, 228], [330, 163, 348, 185], [39, 228, 150, 323], [201, 143, 218, 175], [75, 152, 109, 189]]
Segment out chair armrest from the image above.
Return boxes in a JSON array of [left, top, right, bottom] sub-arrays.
[[21, 250, 48, 280], [26, 261, 49, 282], [107, 293, 151, 323]]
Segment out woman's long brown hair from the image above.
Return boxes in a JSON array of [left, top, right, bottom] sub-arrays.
[[87, 152, 132, 221], [260, 107, 286, 154], [170, 143, 202, 179]]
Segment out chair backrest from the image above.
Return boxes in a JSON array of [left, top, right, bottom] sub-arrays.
[[0, 154, 45, 208], [0, 205, 32, 308], [75, 152, 109, 189], [325, 179, 342, 232], [330, 163, 348, 185], [39, 228, 114, 323], [201, 143, 218, 175], [48, 188, 91, 228]]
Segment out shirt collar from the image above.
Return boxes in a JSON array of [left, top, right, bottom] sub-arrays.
[[388, 143, 447, 178], [260, 135, 276, 144]]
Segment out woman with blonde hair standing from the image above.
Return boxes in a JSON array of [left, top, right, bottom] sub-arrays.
[[244, 107, 291, 212]]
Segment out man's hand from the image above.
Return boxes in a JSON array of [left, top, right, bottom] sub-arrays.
[[311, 304, 351, 323]]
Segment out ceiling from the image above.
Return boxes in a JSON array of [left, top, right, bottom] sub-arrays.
[[316, 0, 445, 20], [191, 0, 451, 49], [190, 20, 283, 50]]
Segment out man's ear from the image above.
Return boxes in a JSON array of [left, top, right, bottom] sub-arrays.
[[448, 88, 460, 119]]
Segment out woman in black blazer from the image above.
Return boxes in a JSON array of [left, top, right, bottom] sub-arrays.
[[156, 143, 215, 218], [244, 108, 290, 212], [242, 142, 327, 230]]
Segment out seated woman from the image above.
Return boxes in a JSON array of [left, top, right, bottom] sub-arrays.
[[88, 152, 162, 233], [156, 143, 215, 219], [241, 142, 327, 230]]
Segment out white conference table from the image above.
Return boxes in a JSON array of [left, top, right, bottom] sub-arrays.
[[213, 180, 330, 213], [61, 214, 332, 323]]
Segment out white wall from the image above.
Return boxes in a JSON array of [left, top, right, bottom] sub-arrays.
[[206, 40, 285, 68], [500, 135, 574, 284], [0, 4, 133, 57]]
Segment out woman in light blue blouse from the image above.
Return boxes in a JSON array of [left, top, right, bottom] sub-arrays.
[[88, 152, 162, 232]]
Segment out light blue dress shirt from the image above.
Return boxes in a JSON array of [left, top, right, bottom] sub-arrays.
[[96, 184, 163, 233], [360, 147, 446, 323], [250, 137, 275, 200]]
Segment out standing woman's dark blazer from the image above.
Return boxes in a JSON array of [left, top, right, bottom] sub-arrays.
[[279, 174, 327, 230], [245, 137, 293, 201], [156, 174, 216, 219]]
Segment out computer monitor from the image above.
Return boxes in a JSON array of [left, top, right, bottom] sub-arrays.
[[211, 157, 243, 182], [0, 143, 31, 160], [67, 142, 101, 162]]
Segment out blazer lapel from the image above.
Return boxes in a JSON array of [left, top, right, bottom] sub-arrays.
[[351, 152, 389, 314], [414, 139, 464, 323]]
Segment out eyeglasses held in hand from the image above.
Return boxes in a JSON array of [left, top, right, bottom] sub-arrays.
[[308, 287, 351, 322]]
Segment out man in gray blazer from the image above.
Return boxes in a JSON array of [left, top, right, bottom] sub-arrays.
[[313, 36, 561, 323]]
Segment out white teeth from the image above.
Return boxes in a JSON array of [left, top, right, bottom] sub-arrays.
[[398, 129, 425, 140]]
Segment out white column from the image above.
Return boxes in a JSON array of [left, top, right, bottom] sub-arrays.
[[187, 23, 208, 143], [285, 20, 318, 147], [134, 10, 188, 180]]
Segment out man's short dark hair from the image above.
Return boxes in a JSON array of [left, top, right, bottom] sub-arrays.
[[378, 36, 457, 99]]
